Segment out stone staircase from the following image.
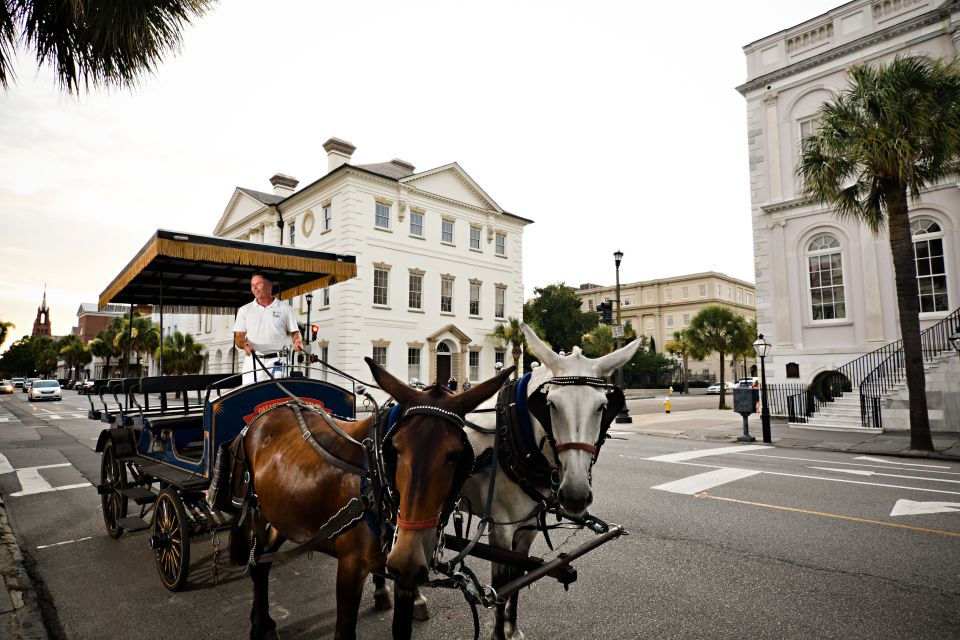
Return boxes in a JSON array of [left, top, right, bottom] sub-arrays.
[[801, 352, 959, 432]]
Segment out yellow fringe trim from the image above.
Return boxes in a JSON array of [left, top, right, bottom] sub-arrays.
[[99, 235, 356, 310]]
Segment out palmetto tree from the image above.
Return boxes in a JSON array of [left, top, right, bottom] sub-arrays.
[[59, 334, 91, 379], [489, 317, 528, 379], [798, 55, 960, 452], [0, 319, 14, 349], [156, 331, 205, 375], [686, 305, 747, 409], [114, 315, 160, 376], [665, 329, 694, 395], [0, 0, 215, 93]]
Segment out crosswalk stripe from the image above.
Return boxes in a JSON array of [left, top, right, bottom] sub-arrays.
[[652, 467, 761, 495], [647, 444, 768, 463]]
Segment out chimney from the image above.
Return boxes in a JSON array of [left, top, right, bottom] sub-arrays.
[[389, 158, 415, 175], [269, 173, 298, 197], [323, 137, 357, 173]]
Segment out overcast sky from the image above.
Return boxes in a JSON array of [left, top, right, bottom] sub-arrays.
[[0, 0, 842, 348]]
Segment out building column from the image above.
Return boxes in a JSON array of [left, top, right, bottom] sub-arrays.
[[858, 224, 886, 344], [764, 92, 783, 202], [771, 219, 793, 347]]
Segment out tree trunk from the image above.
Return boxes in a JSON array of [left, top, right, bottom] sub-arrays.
[[886, 185, 933, 451], [512, 344, 522, 380], [682, 354, 689, 395]]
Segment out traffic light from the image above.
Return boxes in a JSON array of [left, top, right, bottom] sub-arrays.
[[310, 324, 319, 342], [596, 301, 613, 325]]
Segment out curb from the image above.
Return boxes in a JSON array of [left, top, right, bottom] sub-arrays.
[[0, 498, 49, 640]]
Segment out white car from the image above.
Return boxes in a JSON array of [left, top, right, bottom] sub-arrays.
[[28, 380, 62, 402], [706, 382, 734, 395]]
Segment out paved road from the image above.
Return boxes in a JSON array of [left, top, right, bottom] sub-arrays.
[[1, 391, 958, 639]]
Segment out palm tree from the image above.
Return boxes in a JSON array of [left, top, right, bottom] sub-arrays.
[[728, 318, 758, 381], [0, 1, 216, 93], [156, 331, 205, 375], [114, 315, 160, 376], [686, 305, 746, 409], [0, 319, 14, 349], [59, 335, 91, 380], [797, 55, 960, 452], [665, 330, 694, 395], [489, 317, 527, 379], [581, 324, 616, 357]]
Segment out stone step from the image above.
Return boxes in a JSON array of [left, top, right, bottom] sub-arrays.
[[795, 416, 881, 433]]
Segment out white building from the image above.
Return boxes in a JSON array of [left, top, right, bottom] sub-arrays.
[[183, 138, 531, 394], [738, 0, 960, 428]]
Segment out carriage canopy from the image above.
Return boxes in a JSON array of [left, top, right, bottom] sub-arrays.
[[98, 229, 357, 313]]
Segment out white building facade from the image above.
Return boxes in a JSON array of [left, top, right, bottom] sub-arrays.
[[738, 0, 960, 386], [185, 138, 531, 394]]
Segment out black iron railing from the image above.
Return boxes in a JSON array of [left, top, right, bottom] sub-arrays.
[[786, 306, 960, 428], [762, 384, 807, 418], [858, 307, 960, 429]]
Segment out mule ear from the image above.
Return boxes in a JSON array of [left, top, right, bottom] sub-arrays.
[[365, 357, 415, 406], [521, 324, 562, 372], [593, 338, 643, 378], [454, 366, 515, 415]]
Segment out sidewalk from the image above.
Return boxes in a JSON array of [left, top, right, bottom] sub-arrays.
[[0, 498, 48, 640], [617, 407, 960, 461]]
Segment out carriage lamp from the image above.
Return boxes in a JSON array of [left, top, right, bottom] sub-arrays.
[[949, 328, 960, 355], [752, 334, 772, 443]]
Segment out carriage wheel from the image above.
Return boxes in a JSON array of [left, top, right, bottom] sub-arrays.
[[100, 440, 128, 539], [150, 488, 191, 591]]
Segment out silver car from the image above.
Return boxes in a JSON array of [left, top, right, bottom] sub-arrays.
[[28, 380, 62, 402]]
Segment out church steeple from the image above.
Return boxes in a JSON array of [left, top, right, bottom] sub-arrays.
[[32, 285, 51, 337]]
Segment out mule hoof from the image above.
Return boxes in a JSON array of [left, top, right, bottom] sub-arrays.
[[374, 587, 393, 611], [413, 593, 430, 621]]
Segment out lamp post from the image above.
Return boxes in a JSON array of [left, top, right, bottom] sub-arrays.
[[753, 333, 772, 443], [305, 292, 314, 376], [613, 250, 632, 423]]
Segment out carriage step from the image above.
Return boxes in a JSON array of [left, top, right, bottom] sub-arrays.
[[117, 516, 150, 532], [121, 487, 157, 505]]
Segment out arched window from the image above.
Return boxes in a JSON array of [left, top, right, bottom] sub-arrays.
[[806, 233, 846, 320], [911, 218, 949, 313]]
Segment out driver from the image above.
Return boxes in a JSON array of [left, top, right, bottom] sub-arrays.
[[234, 272, 304, 384]]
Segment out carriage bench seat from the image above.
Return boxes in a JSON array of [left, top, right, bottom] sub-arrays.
[[134, 374, 239, 415]]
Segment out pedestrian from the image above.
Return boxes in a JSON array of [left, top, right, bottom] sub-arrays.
[[753, 379, 761, 412], [462, 379, 471, 392], [448, 376, 458, 392], [234, 272, 304, 385]]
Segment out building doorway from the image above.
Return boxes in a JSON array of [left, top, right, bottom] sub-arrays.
[[436, 342, 451, 385]]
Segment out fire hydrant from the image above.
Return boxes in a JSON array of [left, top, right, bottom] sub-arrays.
[[664, 398, 671, 414]]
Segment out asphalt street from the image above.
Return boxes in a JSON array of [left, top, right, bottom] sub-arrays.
[[0, 390, 958, 639]]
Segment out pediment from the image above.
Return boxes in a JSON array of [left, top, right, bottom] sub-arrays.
[[214, 188, 271, 235], [427, 323, 472, 344], [401, 163, 502, 213]]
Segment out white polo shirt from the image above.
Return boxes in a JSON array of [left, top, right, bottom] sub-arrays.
[[234, 298, 299, 353]]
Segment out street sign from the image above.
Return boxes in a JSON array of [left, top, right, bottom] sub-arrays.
[[612, 324, 624, 338]]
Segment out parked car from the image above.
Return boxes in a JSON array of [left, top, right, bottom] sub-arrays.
[[28, 380, 62, 402], [11, 377, 25, 389], [736, 377, 761, 388], [77, 380, 95, 395], [22, 378, 40, 393], [0, 380, 14, 394], [706, 381, 734, 395]]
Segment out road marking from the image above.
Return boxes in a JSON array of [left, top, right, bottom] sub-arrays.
[[36, 537, 93, 550], [0, 453, 12, 474], [647, 444, 768, 462], [810, 467, 960, 484], [0, 417, 10, 423], [740, 452, 959, 475], [47, 415, 62, 420], [653, 467, 761, 495], [698, 493, 960, 538], [9, 463, 91, 497], [855, 456, 950, 470], [890, 499, 960, 516]]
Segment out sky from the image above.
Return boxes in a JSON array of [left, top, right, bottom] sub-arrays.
[[0, 0, 843, 350]]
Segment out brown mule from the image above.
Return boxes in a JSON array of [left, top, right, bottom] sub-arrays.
[[231, 358, 514, 640]]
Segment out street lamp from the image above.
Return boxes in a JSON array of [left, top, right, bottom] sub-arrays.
[[613, 250, 631, 423], [753, 333, 772, 443]]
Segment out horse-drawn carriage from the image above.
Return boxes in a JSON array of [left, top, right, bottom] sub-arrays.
[[89, 228, 635, 639]]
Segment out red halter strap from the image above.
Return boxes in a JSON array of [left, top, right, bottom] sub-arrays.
[[396, 516, 440, 530], [554, 441, 599, 455]]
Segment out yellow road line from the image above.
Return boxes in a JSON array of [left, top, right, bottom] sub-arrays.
[[697, 492, 960, 539]]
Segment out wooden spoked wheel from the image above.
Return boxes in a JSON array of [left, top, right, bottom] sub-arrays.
[[100, 441, 128, 539], [150, 488, 191, 591]]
